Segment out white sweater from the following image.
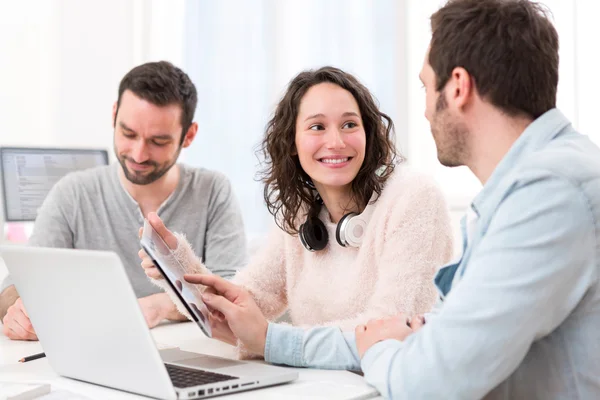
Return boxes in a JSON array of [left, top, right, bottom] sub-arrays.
[[158, 166, 454, 336]]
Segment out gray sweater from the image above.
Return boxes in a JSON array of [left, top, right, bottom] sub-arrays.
[[1, 163, 247, 298]]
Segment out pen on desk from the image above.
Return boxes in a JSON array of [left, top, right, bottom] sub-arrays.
[[18, 352, 46, 363]]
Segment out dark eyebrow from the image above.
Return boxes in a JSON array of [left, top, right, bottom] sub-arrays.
[[305, 112, 359, 122], [305, 113, 325, 122], [119, 122, 173, 141], [119, 121, 135, 133], [149, 135, 174, 141]]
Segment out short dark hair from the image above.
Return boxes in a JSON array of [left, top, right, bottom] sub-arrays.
[[115, 61, 198, 144], [258, 66, 399, 235], [430, 0, 559, 119]]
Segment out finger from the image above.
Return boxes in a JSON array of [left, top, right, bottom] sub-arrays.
[[201, 292, 237, 318], [141, 259, 157, 269], [138, 227, 143, 239], [410, 315, 425, 332], [140, 255, 154, 265], [5, 318, 30, 340], [5, 326, 23, 340], [139, 258, 155, 267], [17, 300, 30, 319], [392, 313, 409, 327], [204, 287, 222, 316], [185, 275, 241, 301], [208, 312, 218, 328], [2, 323, 11, 338], [148, 212, 178, 250], [366, 318, 383, 329], [208, 312, 226, 327], [210, 310, 226, 322], [12, 309, 36, 335], [204, 287, 217, 295], [355, 324, 367, 335], [144, 268, 162, 280], [138, 248, 148, 259]]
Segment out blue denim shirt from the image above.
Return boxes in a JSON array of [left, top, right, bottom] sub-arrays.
[[263, 109, 600, 399]]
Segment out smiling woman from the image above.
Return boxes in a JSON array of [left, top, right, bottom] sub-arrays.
[[141, 65, 455, 361], [260, 67, 397, 233]]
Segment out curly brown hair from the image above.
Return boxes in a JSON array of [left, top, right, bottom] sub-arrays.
[[257, 66, 400, 235]]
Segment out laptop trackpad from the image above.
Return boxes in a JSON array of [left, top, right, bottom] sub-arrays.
[[160, 348, 244, 369], [172, 356, 244, 370]]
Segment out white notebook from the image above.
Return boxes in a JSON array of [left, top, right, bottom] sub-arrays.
[[0, 382, 51, 400]]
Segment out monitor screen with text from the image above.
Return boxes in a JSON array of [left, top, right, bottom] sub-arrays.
[[0, 147, 109, 222]]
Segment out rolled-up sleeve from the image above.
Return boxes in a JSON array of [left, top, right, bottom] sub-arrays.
[[265, 323, 361, 371]]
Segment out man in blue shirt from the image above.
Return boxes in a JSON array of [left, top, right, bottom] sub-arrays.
[[182, 0, 600, 398]]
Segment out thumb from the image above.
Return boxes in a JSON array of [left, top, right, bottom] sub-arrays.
[[148, 212, 178, 250], [201, 292, 237, 319]]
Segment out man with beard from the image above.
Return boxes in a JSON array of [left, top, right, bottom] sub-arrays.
[[180, 1, 600, 398], [0, 61, 247, 340]]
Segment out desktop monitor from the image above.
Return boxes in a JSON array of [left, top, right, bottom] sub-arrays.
[[0, 147, 109, 222]]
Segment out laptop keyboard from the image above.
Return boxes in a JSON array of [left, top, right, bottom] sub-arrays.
[[165, 364, 238, 389]]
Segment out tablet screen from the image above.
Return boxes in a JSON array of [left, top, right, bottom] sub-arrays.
[[140, 220, 212, 337]]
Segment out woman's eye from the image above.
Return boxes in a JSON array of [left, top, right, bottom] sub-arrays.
[[309, 124, 325, 131], [343, 121, 358, 129]]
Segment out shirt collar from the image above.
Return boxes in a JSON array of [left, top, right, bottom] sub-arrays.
[[470, 108, 571, 218]]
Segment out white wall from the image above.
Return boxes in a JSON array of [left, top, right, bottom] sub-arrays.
[[1, 0, 599, 248], [0, 0, 140, 155], [181, 0, 403, 237]]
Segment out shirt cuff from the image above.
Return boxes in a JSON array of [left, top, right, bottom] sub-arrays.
[[361, 339, 404, 397], [264, 323, 305, 367]]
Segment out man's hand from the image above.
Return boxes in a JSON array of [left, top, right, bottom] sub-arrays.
[[138, 293, 186, 328], [184, 274, 268, 355], [138, 212, 178, 280], [2, 298, 38, 341], [355, 314, 425, 359]]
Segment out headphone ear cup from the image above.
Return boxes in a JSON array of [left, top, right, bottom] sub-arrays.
[[299, 217, 328, 251], [336, 212, 365, 248], [335, 213, 356, 247]]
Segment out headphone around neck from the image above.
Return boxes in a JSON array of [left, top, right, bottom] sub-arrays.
[[298, 205, 372, 252]]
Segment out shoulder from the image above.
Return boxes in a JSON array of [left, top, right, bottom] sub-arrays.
[[180, 164, 232, 191], [377, 164, 447, 207], [505, 133, 600, 210], [179, 165, 239, 212], [52, 164, 113, 194]]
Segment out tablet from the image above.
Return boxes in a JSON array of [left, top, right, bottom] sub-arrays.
[[140, 219, 212, 337]]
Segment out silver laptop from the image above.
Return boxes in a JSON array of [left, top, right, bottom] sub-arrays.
[[0, 245, 298, 399]]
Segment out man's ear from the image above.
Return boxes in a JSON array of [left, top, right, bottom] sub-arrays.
[[448, 67, 473, 109], [112, 102, 118, 127], [181, 122, 198, 148]]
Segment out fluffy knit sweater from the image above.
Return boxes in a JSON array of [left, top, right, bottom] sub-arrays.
[[153, 166, 454, 347]]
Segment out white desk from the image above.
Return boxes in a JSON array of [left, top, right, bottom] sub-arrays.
[[0, 321, 383, 399]]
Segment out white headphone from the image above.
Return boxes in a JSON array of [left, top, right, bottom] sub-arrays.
[[299, 202, 375, 251]]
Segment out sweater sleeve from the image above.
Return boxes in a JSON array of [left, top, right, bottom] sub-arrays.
[[229, 224, 290, 360], [318, 174, 454, 331], [232, 224, 288, 321], [148, 226, 290, 360]]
